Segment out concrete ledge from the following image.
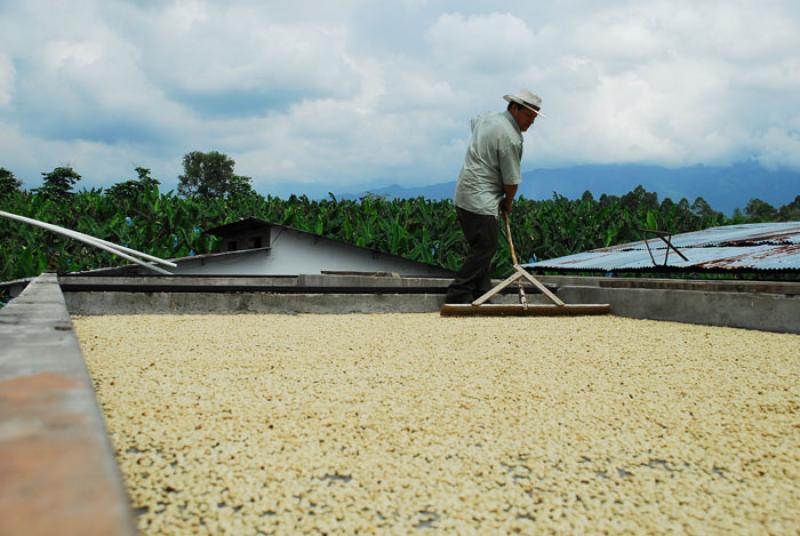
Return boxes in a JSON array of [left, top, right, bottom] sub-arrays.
[[57, 274, 559, 299], [59, 273, 451, 290], [0, 277, 33, 300], [58, 273, 800, 295], [58, 274, 300, 287], [537, 275, 800, 295], [560, 286, 800, 334], [0, 274, 136, 536]]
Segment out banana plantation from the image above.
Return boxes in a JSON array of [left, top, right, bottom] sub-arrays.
[[0, 182, 746, 283]]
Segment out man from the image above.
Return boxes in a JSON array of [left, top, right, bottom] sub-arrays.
[[444, 89, 543, 305]]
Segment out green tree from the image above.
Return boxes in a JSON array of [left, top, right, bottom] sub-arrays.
[[621, 185, 660, 213], [730, 207, 748, 224], [745, 198, 777, 222], [227, 174, 257, 199], [690, 196, 724, 227], [35, 166, 81, 199], [0, 167, 22, 198], [134, 166, 160, 189], [177, 151, 254, 199], [778, 195, 800, 221], [107, 166, 161, 200]]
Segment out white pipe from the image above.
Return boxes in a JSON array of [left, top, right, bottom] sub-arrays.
[[71, 233, 176, 267], [0, 210, 176, 267], [0, 210, 175, 275]]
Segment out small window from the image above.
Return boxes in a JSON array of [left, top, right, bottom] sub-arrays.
[[250, 236, 263, 249], [227, 240, 238, 251]]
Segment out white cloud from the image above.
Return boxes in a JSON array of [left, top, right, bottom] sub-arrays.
[[0, 120, 181, 188], [757, 128, 800, 170], [571, 15, 667, 62], [522, 1, 800, 170], [1, 0, 800, 193], [426, 12, 537, 74], [43, 40, 105, 69], [0, 54, 14, 109], [120, 3, 361, 110]]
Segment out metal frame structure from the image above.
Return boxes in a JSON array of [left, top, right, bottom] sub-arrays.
[[639, 228, 689, 266], [0, 209, 176, 275]]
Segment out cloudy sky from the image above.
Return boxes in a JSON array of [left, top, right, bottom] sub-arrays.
[[1, 0, 799, 196]]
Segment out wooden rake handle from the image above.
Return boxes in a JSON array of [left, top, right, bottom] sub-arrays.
[[503, 210, 528, 306], [502, 211, 520, 266]]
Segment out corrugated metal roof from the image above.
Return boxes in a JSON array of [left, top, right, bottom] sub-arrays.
[[613, 222, 800, 249], [528, 223, 800, 272]]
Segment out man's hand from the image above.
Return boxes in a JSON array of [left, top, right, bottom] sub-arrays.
[[502, 184, 518, 214]]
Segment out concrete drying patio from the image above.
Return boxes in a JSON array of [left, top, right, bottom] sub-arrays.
[[2, 273, 799, 534], [75, 313, 800, 534]]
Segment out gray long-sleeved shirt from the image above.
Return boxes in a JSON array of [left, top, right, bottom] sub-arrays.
[[454, 110, 523, 218]]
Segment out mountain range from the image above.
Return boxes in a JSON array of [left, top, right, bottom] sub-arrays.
[[344, 161, 800, 215]]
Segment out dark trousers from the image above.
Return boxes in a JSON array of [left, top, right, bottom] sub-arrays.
[[445, 207, 499, 304]]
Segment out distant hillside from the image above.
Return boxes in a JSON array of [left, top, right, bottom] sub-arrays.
[[347, 162, 800, 215]]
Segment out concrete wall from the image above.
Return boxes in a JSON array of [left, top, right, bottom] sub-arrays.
[[0, 277, 33, 300], [0, 274, 136, 535], [59, 273, 800, 334], [559, 285, 800, 334], [65, 291, 460, 315], [59, 273, 534, 315]]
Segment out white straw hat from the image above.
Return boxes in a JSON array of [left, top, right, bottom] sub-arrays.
[[503, 89, 545, 117]]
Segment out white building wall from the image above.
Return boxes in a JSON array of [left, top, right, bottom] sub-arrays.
[[170, 227, 452, 277], [170, 249, 272, 275]]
